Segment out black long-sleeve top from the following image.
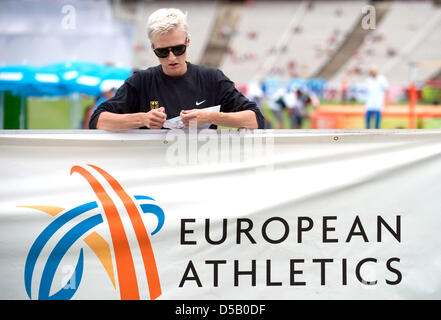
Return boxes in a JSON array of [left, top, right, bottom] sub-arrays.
[[89, 62, 265, 129]]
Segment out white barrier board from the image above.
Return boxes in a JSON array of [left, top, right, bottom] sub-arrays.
[[1, 130, 441, 300]]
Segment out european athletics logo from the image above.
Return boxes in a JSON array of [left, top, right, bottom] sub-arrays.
[[21, 165, 164, 300]]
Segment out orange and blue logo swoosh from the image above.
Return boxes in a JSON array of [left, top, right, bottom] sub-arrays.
[[22, 165, 164, 300]]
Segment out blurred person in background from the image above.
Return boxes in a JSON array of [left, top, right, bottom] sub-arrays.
[[267, 86, 291, 129], [341, 79, 348, 104], [82, 104, 94, 129], [93, 84, 115, 112], [288, 87, 319, 129], [246, 82, 264, 107], [89, 8, 264, 130], [365, 64, 388, 129]]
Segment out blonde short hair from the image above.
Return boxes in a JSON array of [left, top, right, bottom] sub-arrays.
[[147, 8, 188, 42]]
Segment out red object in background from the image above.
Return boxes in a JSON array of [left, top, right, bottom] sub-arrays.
[[404, 86, 422, 101], [309, 104, 441, 129], [425, 79, 441, 88], [409, 83, 417, 129], [236, 84, 248, 95], [134, 44, 145, 52]]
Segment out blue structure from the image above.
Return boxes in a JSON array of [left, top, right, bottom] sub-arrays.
[[0, 61, 131, 129], [0, 61, 131, 97]]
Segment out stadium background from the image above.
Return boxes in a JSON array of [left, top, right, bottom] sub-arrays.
[[0, 0, 440, 130]]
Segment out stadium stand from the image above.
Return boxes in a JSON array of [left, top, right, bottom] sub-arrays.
[[199, 1, 243, 68], [331, 1, 441, 86], [313, 1, 390, 81], [219, 1, 365, 84], [101, 0, 441, 90]]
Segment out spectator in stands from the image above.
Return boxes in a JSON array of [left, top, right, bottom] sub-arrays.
[[364, 64, 389, 129], [216, 25, 232, 39], [292, 26, 302, 34], [89, 8, 264, 130], [387, 47, 397, 57], [287, 60, 297, 78], [247, 30, 257, 39]]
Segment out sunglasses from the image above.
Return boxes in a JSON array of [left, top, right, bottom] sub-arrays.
[[153, 39, 187, 58]]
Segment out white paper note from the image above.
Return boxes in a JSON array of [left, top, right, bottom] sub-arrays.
[[163, 105, 221, 129]]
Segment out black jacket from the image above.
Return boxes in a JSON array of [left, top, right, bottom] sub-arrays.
[[89, 62, 264, 129]]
